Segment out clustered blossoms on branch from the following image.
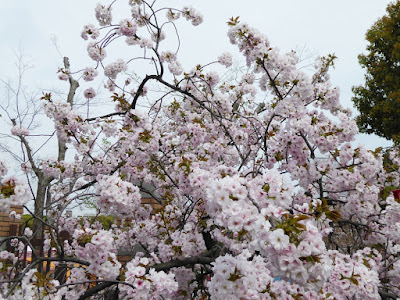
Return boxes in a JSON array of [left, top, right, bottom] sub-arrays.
[[182, 6, 203, 26], [3, 1, 400, 299], [95, 4, 112, 26], [119, 19, 137, 37], [82, 67, 98, 82], [10, 125, 29, 136], [104, 59, 126, 80], [87, 42, 106, 62], [0, 162, 30, 213], [81, 24, 100, 40], [217, 52, 233, 67], [83, 87, 96, 99], [96, 175, 142, 218]]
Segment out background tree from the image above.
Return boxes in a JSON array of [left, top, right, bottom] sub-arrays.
[[352, 0, 400, 143], [0, 53, 79, 258]]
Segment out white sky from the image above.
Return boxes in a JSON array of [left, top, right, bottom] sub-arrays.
[[0, 0, 394, 149]]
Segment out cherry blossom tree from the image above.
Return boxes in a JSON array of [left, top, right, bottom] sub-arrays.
[[1, 1, 400, 299]]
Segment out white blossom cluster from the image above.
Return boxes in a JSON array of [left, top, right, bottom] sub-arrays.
[[83, 87, 96, 99], [217, 52, 233, 67], [81, 24, 100, 40], [10, 125, 29, 136], [96, 175, 142, 218], [95, 4, 112, 26], [104, 59, 126, 79], [73, 229, 121, 280], [0, 161, 30, 213], [87, 42, 107, 62], [119, 256, 179, 299], [119, 19, 137, 36], [182, 6, 203, 26], [82, 67, 98, 81]]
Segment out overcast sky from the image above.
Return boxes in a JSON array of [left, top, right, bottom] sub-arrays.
[[0, 0, 394, 149]]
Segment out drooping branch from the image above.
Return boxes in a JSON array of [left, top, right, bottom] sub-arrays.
[[129, 74, 160, 109]]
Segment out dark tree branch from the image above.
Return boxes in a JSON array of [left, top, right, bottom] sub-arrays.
[[78, 281, 115, 300], [150, 255, 215, 272]]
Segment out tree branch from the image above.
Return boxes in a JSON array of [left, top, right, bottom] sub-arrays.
[[150, 255, 215, 272]]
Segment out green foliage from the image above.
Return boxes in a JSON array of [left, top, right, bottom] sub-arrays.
[[275, 214, 309, 245], [22, 214, 34, 229], [22, 214, 116, 232], [83, 215, 116, 230], [352, 1, 400, 143]]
